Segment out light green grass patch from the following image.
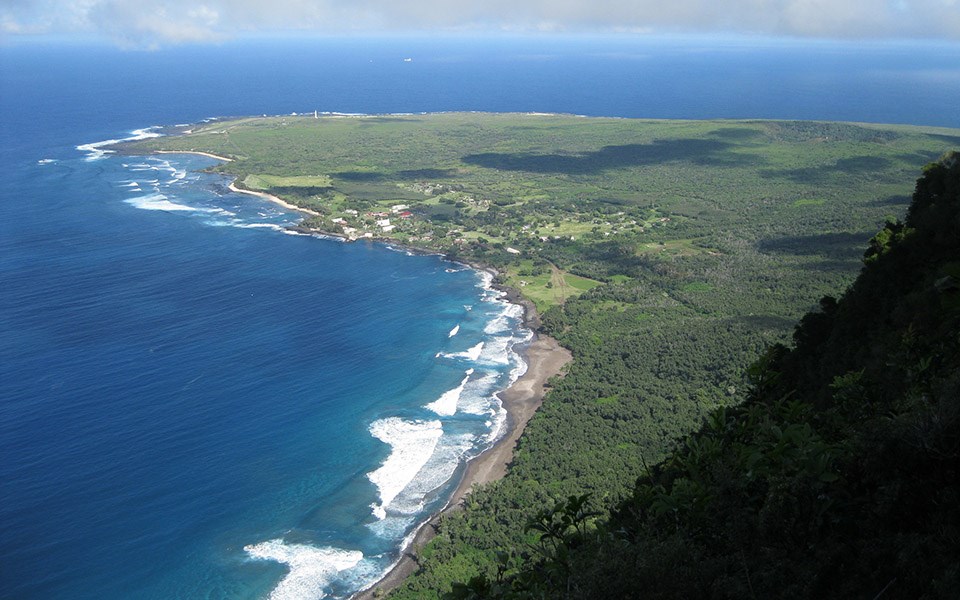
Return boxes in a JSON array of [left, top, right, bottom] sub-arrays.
[[793, 198, 827, 207], [505, 267, 602, 312], [637, 239, 704, 257], [682, 282, 714, 292], [243, 174, 333, 190]]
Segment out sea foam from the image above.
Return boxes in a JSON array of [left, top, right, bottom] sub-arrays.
[[425, 369, 474, 416], [367, 418, 443, 520], [245, 540, 363, 600], [124, 193, 230, 214], [76, 127, 162, 161], [437, 342, 484, 362], [448, 324, 460, 338]]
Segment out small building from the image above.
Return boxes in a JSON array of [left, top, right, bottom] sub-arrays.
[[391, 204, 410, 213], [382, 224, 396, 233], [506, 247, 521, 254], [376, 218, 391, 228], [331, 217, 346, 225]]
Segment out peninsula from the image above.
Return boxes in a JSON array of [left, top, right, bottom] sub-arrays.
[[123, 113, 960, 598]]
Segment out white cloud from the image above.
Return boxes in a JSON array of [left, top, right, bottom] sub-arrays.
[[2, 0, 959, 46]]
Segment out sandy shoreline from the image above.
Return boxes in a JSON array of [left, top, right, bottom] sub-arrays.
[[226, 182, 322, 217], [352, 328, 571, 599], [154, 149, 235, 162]]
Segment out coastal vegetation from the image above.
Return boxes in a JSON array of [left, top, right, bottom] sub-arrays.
[[439, 152, 960, 598], [126, 114, 960, 597]]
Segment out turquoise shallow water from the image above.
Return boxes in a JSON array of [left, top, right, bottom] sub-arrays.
[[2, 36, 959, 600]]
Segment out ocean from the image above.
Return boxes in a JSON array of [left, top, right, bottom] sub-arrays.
[[2, 36, 959, 600]]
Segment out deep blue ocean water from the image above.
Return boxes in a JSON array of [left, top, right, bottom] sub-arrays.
[[2, 36, 960, 600]]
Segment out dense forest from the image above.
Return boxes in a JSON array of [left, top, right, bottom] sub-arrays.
[[411, 153, 960, 599]]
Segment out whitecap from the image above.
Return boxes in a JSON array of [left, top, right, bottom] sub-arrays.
[[438, 342, 484, 362], [478, 337, 513, 366], [386, 432, 475, 515], [448, 324, 460, 338], [458, 371, 500, 416], [245, 540, 363, 600], [367, 431, 476, 540], [125, 194, 222, 213], [76, 126, 162, 161], [234, 222, 288, 232], [367, 418, 443, 520], [424, 368, 473, 416], [37, 158, 56, 165], [483, 315, 509, 335]]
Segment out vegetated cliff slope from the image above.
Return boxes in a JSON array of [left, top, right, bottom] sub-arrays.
[[441, 152, 960, 599]]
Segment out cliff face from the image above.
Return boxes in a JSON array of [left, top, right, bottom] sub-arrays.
[[447, 152, 960, 600]]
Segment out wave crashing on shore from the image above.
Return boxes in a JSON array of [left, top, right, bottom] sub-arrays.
[[245, 540, 364, 600]]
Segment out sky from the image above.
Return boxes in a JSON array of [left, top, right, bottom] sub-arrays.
[[1, 0, 959, 47]]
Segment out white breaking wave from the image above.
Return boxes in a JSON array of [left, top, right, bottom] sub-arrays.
[[367, 418, 443, 520], [124, 194, 203, 212], [478, 336, 513, 366], [37, 158, 56, 165], [425, 369, 474, 416], [476, 270, 494, 289], [448, 324, 460, 338], [483, 302, 524, 334], [234, 222, 289, 231], [245, 540, 363, 600], [382, 432, 474, 516], [437, 342, 484, 362], [458, 371, 500, 416], [76, 126, 162, 161]]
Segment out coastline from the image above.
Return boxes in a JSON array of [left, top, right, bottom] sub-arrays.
[[226, 182, 322, 217], [151, 150, 323, 217], [352, 322, 571, 599], [133, 142, 571, 599]]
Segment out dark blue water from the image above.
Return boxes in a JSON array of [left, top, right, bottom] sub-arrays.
[[2, 36, 960, 600]]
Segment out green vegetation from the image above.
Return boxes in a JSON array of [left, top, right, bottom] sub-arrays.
[[445, 152, 960, 599], [242, 174, 334, 190], [126, 115, 960, 598]]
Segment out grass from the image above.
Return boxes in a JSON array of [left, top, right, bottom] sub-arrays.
[[503, 263, 603, 312], [243, 174, 334, 189], [792, 198, 827, 207]]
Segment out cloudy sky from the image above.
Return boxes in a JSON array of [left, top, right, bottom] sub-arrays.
[[2, 0, 959, 46]]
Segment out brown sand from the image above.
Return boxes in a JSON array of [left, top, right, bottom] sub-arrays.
[[352, 332, 572, 599], [226, 182, 321, 216]]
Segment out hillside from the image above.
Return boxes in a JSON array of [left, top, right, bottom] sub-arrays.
[[446, 152, 960, 599], [124, 115, 960, 597]]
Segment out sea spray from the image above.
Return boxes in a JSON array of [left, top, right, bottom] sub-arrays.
[[425, 368, 474, 416], [367, 418, 443, 520], [244, 540, 363, 600]]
